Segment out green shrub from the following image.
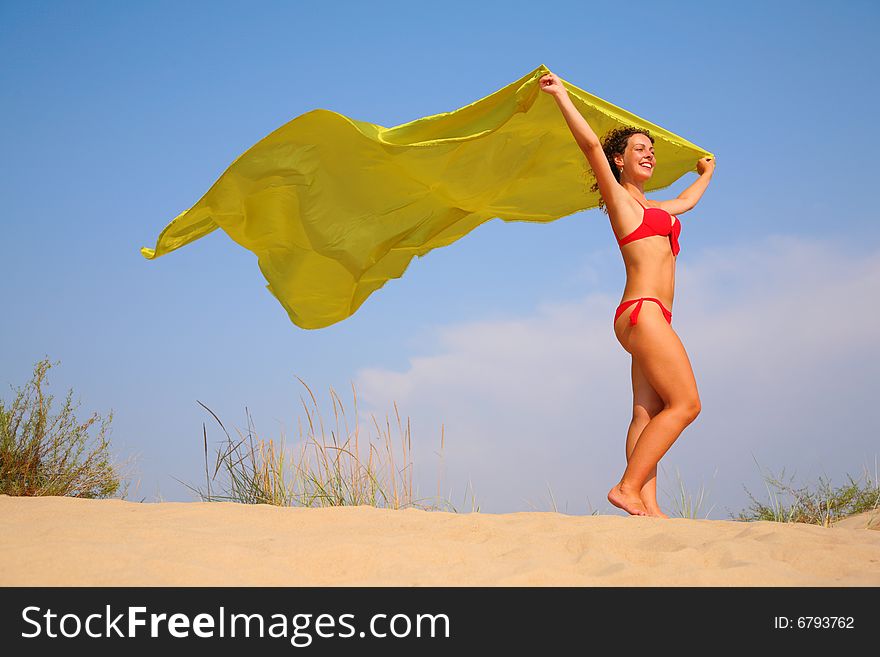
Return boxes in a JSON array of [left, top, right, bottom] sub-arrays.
[[0, 357, 126, 498], [736, 458, 880, 526]]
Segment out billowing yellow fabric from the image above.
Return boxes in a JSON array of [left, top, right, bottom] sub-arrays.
[[141, 64, 712, 329]]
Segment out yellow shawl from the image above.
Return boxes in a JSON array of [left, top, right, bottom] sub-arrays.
[[141, 64, 712, 329]]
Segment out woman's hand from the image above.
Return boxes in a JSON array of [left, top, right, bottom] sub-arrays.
[[696, 157, 715, 176], [539, 72, 568, 98]]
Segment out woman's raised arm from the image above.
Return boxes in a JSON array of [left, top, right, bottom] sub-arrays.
[[654, 157, 716, 215], [539, 72, 625, 208]]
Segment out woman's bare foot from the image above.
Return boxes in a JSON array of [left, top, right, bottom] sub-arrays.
[[639, 495, 670, 518], [607, 483, 649, 516]]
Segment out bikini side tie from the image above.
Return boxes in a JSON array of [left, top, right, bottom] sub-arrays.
[[622, 297, 672, 326]]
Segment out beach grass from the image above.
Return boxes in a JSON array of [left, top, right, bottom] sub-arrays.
[[0, 357, 129, 498], [736, 456, 880, 526], [662, 464, 717, 519], [184, 377, 471, 512]]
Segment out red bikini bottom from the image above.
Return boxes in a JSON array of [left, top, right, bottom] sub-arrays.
[[614, 297, 672, 326]]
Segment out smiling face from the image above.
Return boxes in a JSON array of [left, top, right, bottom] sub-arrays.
[[614, 133, 655, 183]]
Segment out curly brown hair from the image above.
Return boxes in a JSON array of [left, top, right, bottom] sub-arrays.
[[589, 126, 654, 211]]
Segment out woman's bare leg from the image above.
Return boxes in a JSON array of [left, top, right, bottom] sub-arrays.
[[626, 357, 669, 517], [626, 417, 665, 516], [610, 303, 701, 516]]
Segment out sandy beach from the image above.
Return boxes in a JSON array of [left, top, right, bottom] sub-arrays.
[[1, 495, 877, 586]]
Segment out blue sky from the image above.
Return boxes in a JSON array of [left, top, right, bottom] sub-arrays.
[[2, 0, 878, 516]]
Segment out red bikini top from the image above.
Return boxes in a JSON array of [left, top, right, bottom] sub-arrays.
[[616, 199, 681, 256]]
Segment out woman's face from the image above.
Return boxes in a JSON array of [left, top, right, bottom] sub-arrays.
[[616, 133, 655, 182]]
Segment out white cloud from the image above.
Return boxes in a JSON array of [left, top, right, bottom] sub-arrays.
[[353, 235, 880, 517]]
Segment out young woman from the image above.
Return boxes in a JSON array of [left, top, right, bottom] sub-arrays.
[[539, 71, 715, 518]]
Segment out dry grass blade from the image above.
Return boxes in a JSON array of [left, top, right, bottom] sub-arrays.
[[186, 377, 464, 512]]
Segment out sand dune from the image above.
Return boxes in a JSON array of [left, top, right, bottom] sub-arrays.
[[1, 495, 878, 586], [830, 509, 880, 531]]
